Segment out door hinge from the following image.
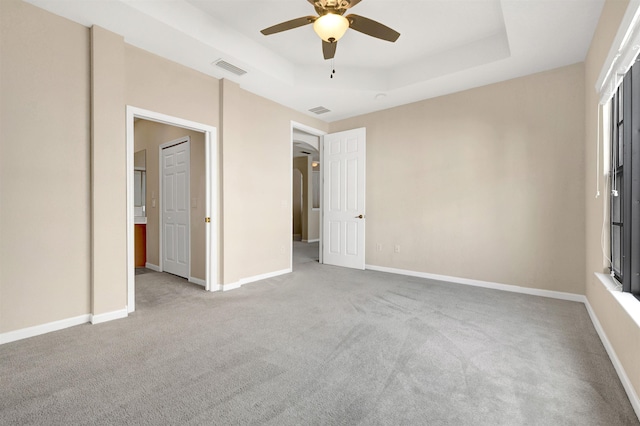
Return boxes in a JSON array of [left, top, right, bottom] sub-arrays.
[[205, 217, 211, 223]]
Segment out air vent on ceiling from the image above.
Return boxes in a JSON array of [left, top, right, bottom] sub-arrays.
[[213, 59, 247, 76], [309, 106, 331, 115]]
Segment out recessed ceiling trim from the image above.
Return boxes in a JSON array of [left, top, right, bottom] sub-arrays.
[[24, 0, 606, 122]]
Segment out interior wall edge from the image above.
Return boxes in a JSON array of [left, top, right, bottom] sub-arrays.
[[90, 25, 128, 316]]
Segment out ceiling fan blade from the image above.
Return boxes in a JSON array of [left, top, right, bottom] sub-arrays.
[[261, 16, 316, 35], [323, 40, 337, 60], [346, 14, 400, 42]]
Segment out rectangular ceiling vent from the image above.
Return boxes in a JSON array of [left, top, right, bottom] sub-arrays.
[[213, 59, 247, 76], [309, 106, 331, 115]]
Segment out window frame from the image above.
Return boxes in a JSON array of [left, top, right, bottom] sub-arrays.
[[611, 61, 640, 296]]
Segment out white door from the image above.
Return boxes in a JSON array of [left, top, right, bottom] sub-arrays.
[[322, 128, 366, 269], [162, 140, 190, 278]]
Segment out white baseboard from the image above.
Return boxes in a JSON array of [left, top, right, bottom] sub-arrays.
[[91, 308, 128, 325], [365, 265, 585, 303], [189, 277, 206, 287], [0, 314, 91, 345], [145, 262, 160, 272], [221, 281, 242, 292], [239, 268, 291, 285], [585, 298, 640, 419], [302, 239, 319, 243], [222, 268, 291, 292]]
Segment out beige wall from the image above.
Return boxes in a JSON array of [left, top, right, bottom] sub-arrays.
[[134, 120, 206, 280], [125, 46, 220, 128], [0, 0, 91, 332], [220, 79, 327, 284], [331, 64, 586, 294], [584, 0, 640, 401]]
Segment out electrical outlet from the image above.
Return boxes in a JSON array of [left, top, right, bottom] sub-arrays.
[[376, 243, 382, 251], [394, 244, 400, 253]]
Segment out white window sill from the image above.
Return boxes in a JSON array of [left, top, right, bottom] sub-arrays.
[[595, 272, 640, 329]]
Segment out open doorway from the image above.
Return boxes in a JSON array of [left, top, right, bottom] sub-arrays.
[[292, 168, 303, 241], [290, 122, 326, 269], [126, 107, 218, 313], [134, 124, 200, 283], [292, 140, 319, 243]]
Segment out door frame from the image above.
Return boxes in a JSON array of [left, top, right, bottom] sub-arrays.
[[159, 137, 191, 278], [126, 106, 219, 313], [290, 121, 326, 269]]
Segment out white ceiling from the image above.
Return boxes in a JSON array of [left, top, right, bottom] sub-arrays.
[[26, 0, 605, 122]]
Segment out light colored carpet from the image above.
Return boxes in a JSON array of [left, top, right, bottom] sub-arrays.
[[1, 241, 638, 425]]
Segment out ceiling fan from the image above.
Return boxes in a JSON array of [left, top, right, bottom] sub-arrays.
[[260, 0, 400, 60]]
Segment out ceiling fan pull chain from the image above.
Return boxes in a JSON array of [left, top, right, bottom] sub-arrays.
[[330, 58, 336, 79]]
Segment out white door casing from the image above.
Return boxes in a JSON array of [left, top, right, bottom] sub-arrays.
[[322, 128, 366, 270], [127, 106, 219, 313], [290, 122, 327, 269], [161, 138, 190, 279]]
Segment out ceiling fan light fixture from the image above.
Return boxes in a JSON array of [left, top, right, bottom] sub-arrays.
[[313, 13, 349, 43]]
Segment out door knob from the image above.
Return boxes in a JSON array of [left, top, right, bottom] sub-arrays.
[[355, 214, 364, 219]]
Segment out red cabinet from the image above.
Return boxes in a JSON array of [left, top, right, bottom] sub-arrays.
[[135, 224, 146, 267]]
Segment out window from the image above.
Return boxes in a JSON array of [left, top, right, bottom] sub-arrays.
[[611, 61, 640, 295]]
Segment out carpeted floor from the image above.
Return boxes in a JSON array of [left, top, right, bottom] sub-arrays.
[[1, 241, 638, 425]]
